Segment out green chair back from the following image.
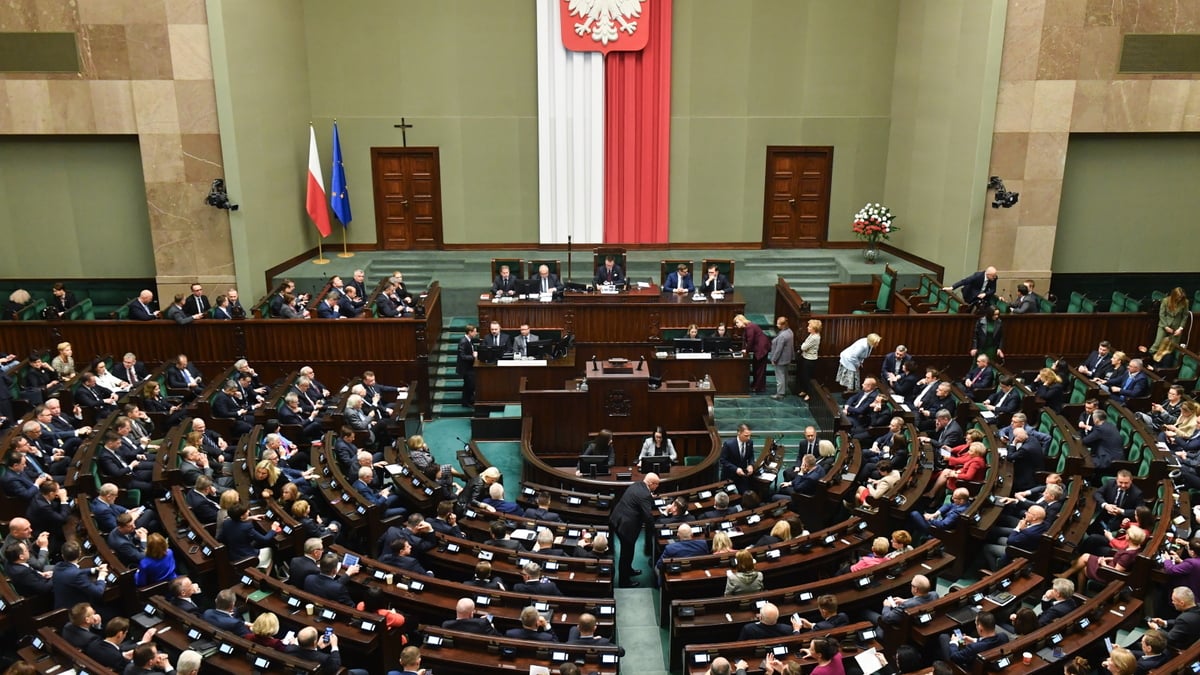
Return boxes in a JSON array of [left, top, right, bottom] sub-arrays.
[[1038, 297, 1055, 313], [17, 298, 46, 320]]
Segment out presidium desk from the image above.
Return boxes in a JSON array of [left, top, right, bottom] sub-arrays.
[[475, 285, 750, 404]]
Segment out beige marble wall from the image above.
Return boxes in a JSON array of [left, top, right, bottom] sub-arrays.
[[0, 0, 233, 299], [982, 0, 1200, 297]]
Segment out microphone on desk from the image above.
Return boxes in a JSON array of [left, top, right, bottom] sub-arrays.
[[637, 356, 645, 372], [591, 355, 598, 372], [455, 436, 470, 451]]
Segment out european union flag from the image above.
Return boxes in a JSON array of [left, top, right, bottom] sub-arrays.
[[330, 121, 352, 227]]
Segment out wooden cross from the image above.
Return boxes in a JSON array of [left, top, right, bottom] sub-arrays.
[[394, 117, 414, 147]]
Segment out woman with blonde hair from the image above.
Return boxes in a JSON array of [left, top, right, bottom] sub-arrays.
[[756, 520, 791, 547], [1032, 367, 1065, 412], [1146, 287, 1189, 365], [51, 342, 75, 378], [725, 549, 764, 596], [710, 531, 735, 555], [215, 489, 241, 537], [797, 319, 822, 402], [251, 459, 285, 500], [1059, 526, 1145, 590], [837, 333, 881, 391], [246, 612, 297, 649], [4, 289, 31, 319], [1102, 647, 1136, 675]]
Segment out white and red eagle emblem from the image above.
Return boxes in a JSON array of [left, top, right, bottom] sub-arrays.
[[560, 0, 650, 54]]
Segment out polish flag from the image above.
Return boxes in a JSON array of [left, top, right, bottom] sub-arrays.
[[306, 124, 332, 237]]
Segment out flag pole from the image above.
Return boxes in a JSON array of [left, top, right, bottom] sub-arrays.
[[338, 227, 353, 258], [313, 238, 330, 265]]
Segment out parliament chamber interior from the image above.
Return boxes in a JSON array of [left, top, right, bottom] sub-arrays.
[[2, 1, 1200, 674]]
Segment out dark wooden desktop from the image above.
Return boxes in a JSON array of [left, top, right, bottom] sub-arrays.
[[477, 286, 746, 346]]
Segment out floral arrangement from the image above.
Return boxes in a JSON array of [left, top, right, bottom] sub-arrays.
[[852, 203, 898, 242]]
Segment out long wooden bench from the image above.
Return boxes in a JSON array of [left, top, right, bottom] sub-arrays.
[[418, 625, 621, 675]]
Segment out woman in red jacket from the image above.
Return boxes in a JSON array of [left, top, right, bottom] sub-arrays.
[[925, 442, 987, 503]]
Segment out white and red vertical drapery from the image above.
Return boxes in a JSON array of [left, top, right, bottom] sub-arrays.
[[536, 0, 672, 245]]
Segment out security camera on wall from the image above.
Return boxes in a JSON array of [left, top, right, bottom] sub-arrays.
[[205, 178, 239, 211]]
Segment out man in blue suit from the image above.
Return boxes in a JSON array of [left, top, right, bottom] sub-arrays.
[[1109, 358, 1150, 403], [908, 488, 971, 542], [303, 553, 358, 606], [880, 345, 911, 384], [201, 589, 250, 634], [663, 263, 695, 294], [655, 523, 709, 587], [719, 424, 757, 493], [1082, 410, 1125, 470], [774, 453, 826, 499], [52, 541, 107, 610], [983, 504, 1048, 570], [353, 466, 407, 519], [1, 452, 44, 501], [315, 295, 341, 319], [940, 611, 1008, 667]]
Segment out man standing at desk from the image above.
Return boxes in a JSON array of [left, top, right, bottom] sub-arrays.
[[609, 473, 660, 588], [664, 263, 694, 294], [720, 423, 757, 493], [456, 325, 478, 408], [594, 255, 623, 286]]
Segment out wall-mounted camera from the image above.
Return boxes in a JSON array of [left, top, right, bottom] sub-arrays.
[[987, 176, 1018, 209], [205, 178, 239, 211]]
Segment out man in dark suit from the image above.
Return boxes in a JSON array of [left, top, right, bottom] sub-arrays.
[[793, 594, 850, 631], [922, 409, 964, 456], [52, 541, 107, 610], [1092, 470, 1143, 532], [1004, 427, 1045, 493], [963, 354, 994, 394], [720, 423, 757, 493], [96, 432, 153, 492], [774, 453, 825, 498], [128, 290, 160, 321], [1077, 340, 1112, 378], [184, 476, 220, 524], [513, 562, 562, 596], [880, 345, 911, 384], [1109, 359, 1150, 403], [594, 256, 623, 285], [27, 480, 71, 552], [1149, 587, 1200, 652], [566, 613, 624, 654], [481, 321, 511, 352], [165, 294, 203, 325], [348, 269, 369, 299], [1082, 410, 1124, 470], [303, 553, 358, 606], [482, 520, 523, 552], [492, 264, 517, 297], [504, 606, 560, 642], [842, 377, 881, 431], [375, 281, 403, 317], [701, 264, 731, 293], [532, 264, 561, 294], [165, 354, 203, 395], [201, 589, 250, 634], [1, 452, 44, 501], [940, 611, 1008, 667], [663, 263, 694, 294], [982, 376, 1023, 418], [378, 537, 430, 575], [1035, 579, 1079, 627], [945, 266, 998, 307], [117, 354, 150, 386], [916, 382, 957, 432], [167, 576, 204, 616], [212, 382, 253, 436], [338, 286, 365, 317], [85, 617, 137, 671], [106, 512, 147, 567], [182, 284, 209, 316], [456, 325, 478, 407], [523, 491, 562, 522], [293, 627, 365, 675], [738, 602, 796, 640], [62, 603, 103, 650], [289, 539, 324, 591], [315, 294, 341, 319], [442, 598, 499, 635], [4, 541, 53, 596], [609, 473, 660, 588], [1133, 630, 1173, 672], [983, 504, 1048, 570], [784, 426, 821, 480]]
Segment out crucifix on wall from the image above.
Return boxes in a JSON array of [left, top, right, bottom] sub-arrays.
[[394, 117, 414, 147]]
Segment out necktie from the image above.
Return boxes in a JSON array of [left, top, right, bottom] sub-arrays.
[[542, 277, 549, 293], [128, 367, 137, 382], [111, 449, 129, 471], [807, 442, 815, 455], [996, 390, 1010, 408], [183, 369, 194, 385], [26, 454, 44, 474], [1114, 489, 1124, 506]]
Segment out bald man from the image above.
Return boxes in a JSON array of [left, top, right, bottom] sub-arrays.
[[946, 266, 998, 307], [442, 597, 498, 635]]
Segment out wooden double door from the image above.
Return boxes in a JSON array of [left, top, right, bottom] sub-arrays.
[[371, 147, 443, 250], [762, 146, 833, 248]]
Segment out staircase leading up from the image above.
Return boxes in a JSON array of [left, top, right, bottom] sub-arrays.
[[430, 316, 474, 418]]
